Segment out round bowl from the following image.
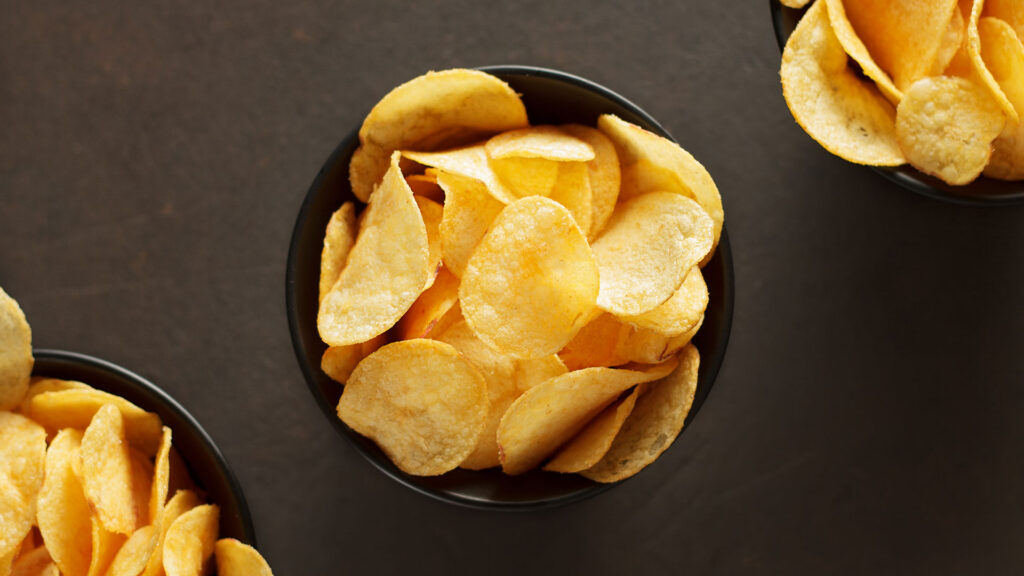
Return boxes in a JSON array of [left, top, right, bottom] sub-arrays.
[[286, 65, 734, 510], [770, 0, 1024, 206], [32, 349, 256, 542]]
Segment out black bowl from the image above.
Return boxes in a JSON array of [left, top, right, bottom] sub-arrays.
[[286, 65, 734, 510], [770, 0, 1024, 206], [32, 349, 255, 542]]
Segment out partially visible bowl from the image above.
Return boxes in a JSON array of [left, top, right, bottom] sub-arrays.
[[770, 0, 1024, 206], [31, 349, 255, 542], [286, 65, 734, 510]]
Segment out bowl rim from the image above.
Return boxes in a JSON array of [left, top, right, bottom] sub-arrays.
[[769, 0, 1024, 207], [286, 64, 734, 510], [31, 348, 257, 542]]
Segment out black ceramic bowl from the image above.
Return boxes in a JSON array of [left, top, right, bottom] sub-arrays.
[[770, 0, 1024, 206], [286, 65, 734, 510], [32, 349, 255, 542]]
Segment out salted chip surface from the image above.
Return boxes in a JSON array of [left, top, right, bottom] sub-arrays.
[[896, 75, 1006, 185], [141, 489, 201, 576], [0, 412, 46, 562], [81, 404, 138, 535], [543, 386, 641, 473], [107, 525, 158, 576], [26, 388, 163, 455], [162, 503, 219, 576], [984, 0, 1024, 40], [318, 152, 430, 346], [460, 196, 599, 359], [596, 114, 724, 257], [404, 145, 517, 204], [18, 377, 91, 414], [414, 195, 445, 289], [320, 334, 387, 385], [547, 162, 593, 236], [436, 170, 506, 278], [395, 268, 460, 341], [484, 125, 595, 161], [558, 124, 621, 240], [582, 344, 700, 483], [37, 429, 91, 576], [405, 172, 445, 203], [336, 340, 487, 476], [780, 0, 906, 167], [88, 513, 125, 576], [318, 201, 358, 303], [621, 266, 708, 337], [0, 288, 33, 411], [215, 539, 274, 576], [978, 16, 1024, 180], [966, 0, 1020, 124], [592, 192, 712, 317], [489, 156, 560, 199], [349, 69, 528, 202], [824, 0, 903, 103]]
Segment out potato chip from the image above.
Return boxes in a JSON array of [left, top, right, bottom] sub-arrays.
[[984, 0, 1024, 40], [435, 171, 505, 278], [141, 489, 201, 576], [81, 404, 138, 535], [978, 16, 1024, 180], [497, 360, 678, 475], [824, 0, 904, 103], [620, 266, 708, 337], [558, 124, 621, 240], [130, 447, 154, 527], [779, 0, 906, 168], [26, 389, 163, 455], [543, 385, 641, 473], [214, 539, 273, 576], [0, 288, 33, 412], [513, 354, 568, 393], [162, 504, 219, 576], [18, 378, 91, 415], [460, 196, 599, 358], [592, 192, 712, 317], [485, 125, 595, 161], [560, 312, 702, 371], [414, 195, 445, 288], [896, 75, 1006, 185], [931, 3, 966, 76], [405, 173, 445, 203], [318, 152, 430, 347], [87, 519, 125, 576], [404, 145, 518, 204], [349, 69, 528, 202], [0, 413, 46, 564], [547, 162, 593, 236], [966, 0, 1020, 124], [165, 448, 197, 500], [10, 546, 53, 576], [149, 427, 172, 524], [37, 429, 91, 576], [489, 156, 560, 199], [596, 114, 725, 257], [582, 344, 700, 483], [317, 201, 358, 304], [336, 340, 487, 475], [320, 334, 387, 385], [780, 0, 811, 7], [107, 525, 158, 576], [394, 268, 460, 341]]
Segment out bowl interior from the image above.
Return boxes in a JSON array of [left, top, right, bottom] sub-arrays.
[[32, 349, 256, 542], [286, 65, 734, 510], [770, 0, 1024, 206]]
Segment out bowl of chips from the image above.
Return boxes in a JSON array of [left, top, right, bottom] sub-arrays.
[[287, 65, 734, 509], [771, 0, 1024, 205]]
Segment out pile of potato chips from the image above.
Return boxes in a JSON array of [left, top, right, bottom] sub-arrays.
[[780, 0, 1024, 185], [316, 69, 724, 482], [0, 288, 272, 576]]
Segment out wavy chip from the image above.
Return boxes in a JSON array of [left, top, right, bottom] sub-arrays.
[[0, 412, 46, 564], [978, 16, 1024, 180], [435, 170, 506, 278], [543, 385, 641, 473], [37, 429, 92, 576], [81, 404, 138, 535], [318, 201, 358, 304], [559, 124, 621, 240], [162, 503, 219, 576], [26, 388, 163, 456], [215, 539, 274, 576], [0, 288, 33, 412]]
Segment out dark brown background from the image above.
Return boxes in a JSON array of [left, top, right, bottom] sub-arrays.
[[3, 1, 1024, 574]]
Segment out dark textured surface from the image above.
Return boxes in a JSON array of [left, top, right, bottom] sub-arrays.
[[2, 1, 1023, 574]]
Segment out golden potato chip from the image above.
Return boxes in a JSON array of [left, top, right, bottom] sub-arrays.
[[0, 288, 33, 412], [484, 125, 595, 161], [558, 124, 621, 240], [780, 0, 811, 7], [349, 69, 528, 202], [414, 195, 445, 288], [162, 504, 219, 576], [317, 201, 357, 304], [435, 171, 505, 278], [26, 388, 163, 455], [165, 448, 197, 500], [489, 156, 560, 199], [931, 3, 966, 76], [130, 448, 154, 527], [405, 172, 445, 203], [214, 539, 273, 576], [81, 404, 138, 535], [597, 114, 725, 257], [404, 145, 518, 204], [394, 268, 460, 341], [141, 489, 201, 576], [149, 427, 172, 523], [592, 192, 712, 317], [978, 16, 1024, 180], [842, 0, 960, 91], [497, 360, 678, 475], [987, 123, 1024, 180], [0, 413, 46, 564], [543, 385, 641, 473], [107, 525, 158, 576], [824, 0, 904, 103], [336, 340, 487, 476], [620, 267, 708, 337], [87, 519, 125, 576], [779, 0, 906, 167], [10, 545, 53, 576], [460, 196, 599, 358], [513, 354, 568, 393], [547, 162, 593, 236], [966, 0, 1020, 123], [18, 378, 91, 415], [320, 334, 387, 385], [984, 0, 1024, 39], [318, 153, 430, 347], [896, 75, 1006, 185], [582, 344, 700, 483], [37, 429, 91, 576], [560, 312, 702, 371]]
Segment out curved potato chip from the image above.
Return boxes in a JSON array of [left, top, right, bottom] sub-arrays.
[[0, 413, 46, 563], [497, 360, 678, 475], [87, 518, 125, 576], [0, 288, 32, 412], [931, 4, 966, 76], [149, 427, 172, 523], [130, 447, 154, 527], [320, 334, 387, 385], [547, 162, 593, 236], [81, 404, 138, 535], [318, 202, 358, 304], [987, 123, 1024, 180], [978, 17, 1024, 180], [966, 0, 1020, 123], [597, 114, 725, 259], [37, 429, 91, 576], [141, 489, 201, 576], [318, 153, 430, 347], [824, 0, 904, 103], [582, 344, 700, 483], [490, 156, 560, 199], [780, 0, 906, 167], [395, 268, 460, 341], [780, 0, 812, 8], [460, 196, 599, 359], [984, 0, 1024, 39], [107, 525, 158, 576], [558, 124, 621, 240], [26, 388, 163, 455], [162, 504, 219, 576], [592, 192, 712, 317], [559, 312, 700, 370], [405, 172, 445, 203], [404, 145, 518, 204], [349, 69, 528, 202], [543, 385, 641, 473], [484, 125, 595, 161], [337, 340, 487, 476], [514, 354, 568, 393], [896, 75, 1006, 185], [11, 546, 53, 576], [214, 539, 273, 576], [18, 377, 91, 415], [414, 195, 445, 289], [436, 170, 506, 278], [620, 266, 708, 337]]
